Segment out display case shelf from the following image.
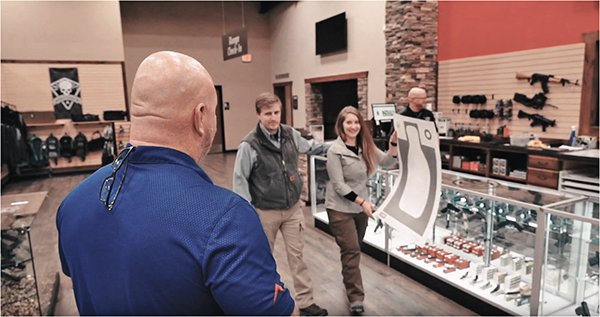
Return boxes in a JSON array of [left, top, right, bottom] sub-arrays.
[[492, 174, 528, 183], [452, 167, 486, 176]]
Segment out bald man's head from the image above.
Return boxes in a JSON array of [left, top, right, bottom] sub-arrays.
[[408, 87, 427, 111], [129, 51, 217, 163]]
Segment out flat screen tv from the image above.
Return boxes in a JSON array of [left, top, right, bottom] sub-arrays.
[[316, 12, 347, 55]]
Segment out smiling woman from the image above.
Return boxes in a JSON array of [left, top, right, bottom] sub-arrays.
[[325, 105, 398, 316]]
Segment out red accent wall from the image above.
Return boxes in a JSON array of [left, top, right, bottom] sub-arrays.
[[438, 1, 599, 61]]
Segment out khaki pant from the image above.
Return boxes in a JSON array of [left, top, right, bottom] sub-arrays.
[[255, 201, 314, 309], [326, 209, 368, 303]]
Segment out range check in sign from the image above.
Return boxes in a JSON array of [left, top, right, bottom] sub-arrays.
[[222, 28, 248, 61]]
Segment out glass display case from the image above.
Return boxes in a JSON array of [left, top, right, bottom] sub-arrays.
[[310, 155, 594, 316], [536, 197, 599, 316], [1, 192, 45, 316]]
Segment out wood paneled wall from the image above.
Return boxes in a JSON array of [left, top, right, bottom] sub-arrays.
[[1, 61, 127, 115], [438, 43, 585, 140]]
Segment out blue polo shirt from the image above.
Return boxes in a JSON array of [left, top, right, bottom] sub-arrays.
[[56, 146, 294, 315]]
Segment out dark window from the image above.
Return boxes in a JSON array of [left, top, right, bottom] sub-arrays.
[[320, 79, 358, 140]]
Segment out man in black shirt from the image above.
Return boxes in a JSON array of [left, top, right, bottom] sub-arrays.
[[400, 87, 438, 131]]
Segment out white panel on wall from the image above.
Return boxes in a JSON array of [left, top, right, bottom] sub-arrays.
[[438, 43, 584, 140], [1, 62, 127, 115]]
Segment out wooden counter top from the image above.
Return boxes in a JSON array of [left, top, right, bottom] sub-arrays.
[[440, 139, 599, 165]]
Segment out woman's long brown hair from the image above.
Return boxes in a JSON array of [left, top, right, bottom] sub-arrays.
[[334, 106, 378, 176]]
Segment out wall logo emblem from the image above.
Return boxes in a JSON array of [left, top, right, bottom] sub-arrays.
[[49, 68, 84, 120]]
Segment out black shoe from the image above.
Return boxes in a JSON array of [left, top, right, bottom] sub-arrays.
[[299, 303, 328, 316]]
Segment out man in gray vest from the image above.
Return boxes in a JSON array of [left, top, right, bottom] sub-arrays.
[[233, 92, 330, 316]]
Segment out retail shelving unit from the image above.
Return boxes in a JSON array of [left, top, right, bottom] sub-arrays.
[[440, 139, 599, 190], [20, 119, 121, 176]]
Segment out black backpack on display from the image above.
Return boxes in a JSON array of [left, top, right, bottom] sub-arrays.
[[74, 132, 88, 162], [27, 135, 49, 168], [59, 134, 74, 163], [87, 131, 106, 152], [46, 133, 60, 165], [101, 142, 115, 166]]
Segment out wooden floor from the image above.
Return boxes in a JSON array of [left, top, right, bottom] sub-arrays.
[[2, 151, 476, 316]]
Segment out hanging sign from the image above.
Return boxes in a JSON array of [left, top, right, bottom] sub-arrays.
[[222, 28, 248, 61]]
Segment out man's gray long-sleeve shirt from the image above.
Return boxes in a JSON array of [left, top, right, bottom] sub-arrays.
[[233, 123, 330, 203]]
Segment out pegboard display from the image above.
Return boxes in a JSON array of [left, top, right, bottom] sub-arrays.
[[438, 43, 584, 140]]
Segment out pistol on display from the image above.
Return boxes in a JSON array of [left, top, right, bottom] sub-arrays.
[[374, 218, 384, 233]]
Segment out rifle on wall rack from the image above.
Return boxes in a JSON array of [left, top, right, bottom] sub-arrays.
[[517, 110, 556, 132], [516, 72, 580, 94]]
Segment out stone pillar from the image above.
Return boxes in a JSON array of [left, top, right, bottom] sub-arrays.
[[357, 77, 369, 120], [385, 1, 438, 110], [305, 82, 323, 128]]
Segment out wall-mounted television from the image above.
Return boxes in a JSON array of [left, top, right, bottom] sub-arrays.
[[316, 12, 347, 55]]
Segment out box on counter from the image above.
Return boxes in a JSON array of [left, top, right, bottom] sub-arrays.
[[472, 263, 486, 276], [472, 244, 485, 257], [491, 249, 501, 260], [500, 254, 512, 267], [498, 166, 507, 176], [495, 271, 507, 284], [452, 238, 466, 250], [453, 156, 464, 169], [505, 274, 521, 291], [492, 166, 500, 175], [524, 262, 533, 275], [444, 253, 459, 265], [461, 242, 475, 253], [455, 258, 470, 270], [483, 266, 498, 281], [512, 257, 523, 271], [436, 249, 449, 259]]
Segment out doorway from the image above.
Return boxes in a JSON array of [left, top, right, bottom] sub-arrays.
[[273, 82, 293, 126], [321, 79, 358, 140], [209, 85, 225, 153]]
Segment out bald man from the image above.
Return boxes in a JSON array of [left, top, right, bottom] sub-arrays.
[[57, 51, 297, 316], [401, 87, 438, 131]]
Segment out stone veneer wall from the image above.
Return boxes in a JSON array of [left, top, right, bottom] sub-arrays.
[[357, 77, 368, 120], [385, 1, 438, 110], [305, 77, 369, 128], [305, 83, 323, 127]]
